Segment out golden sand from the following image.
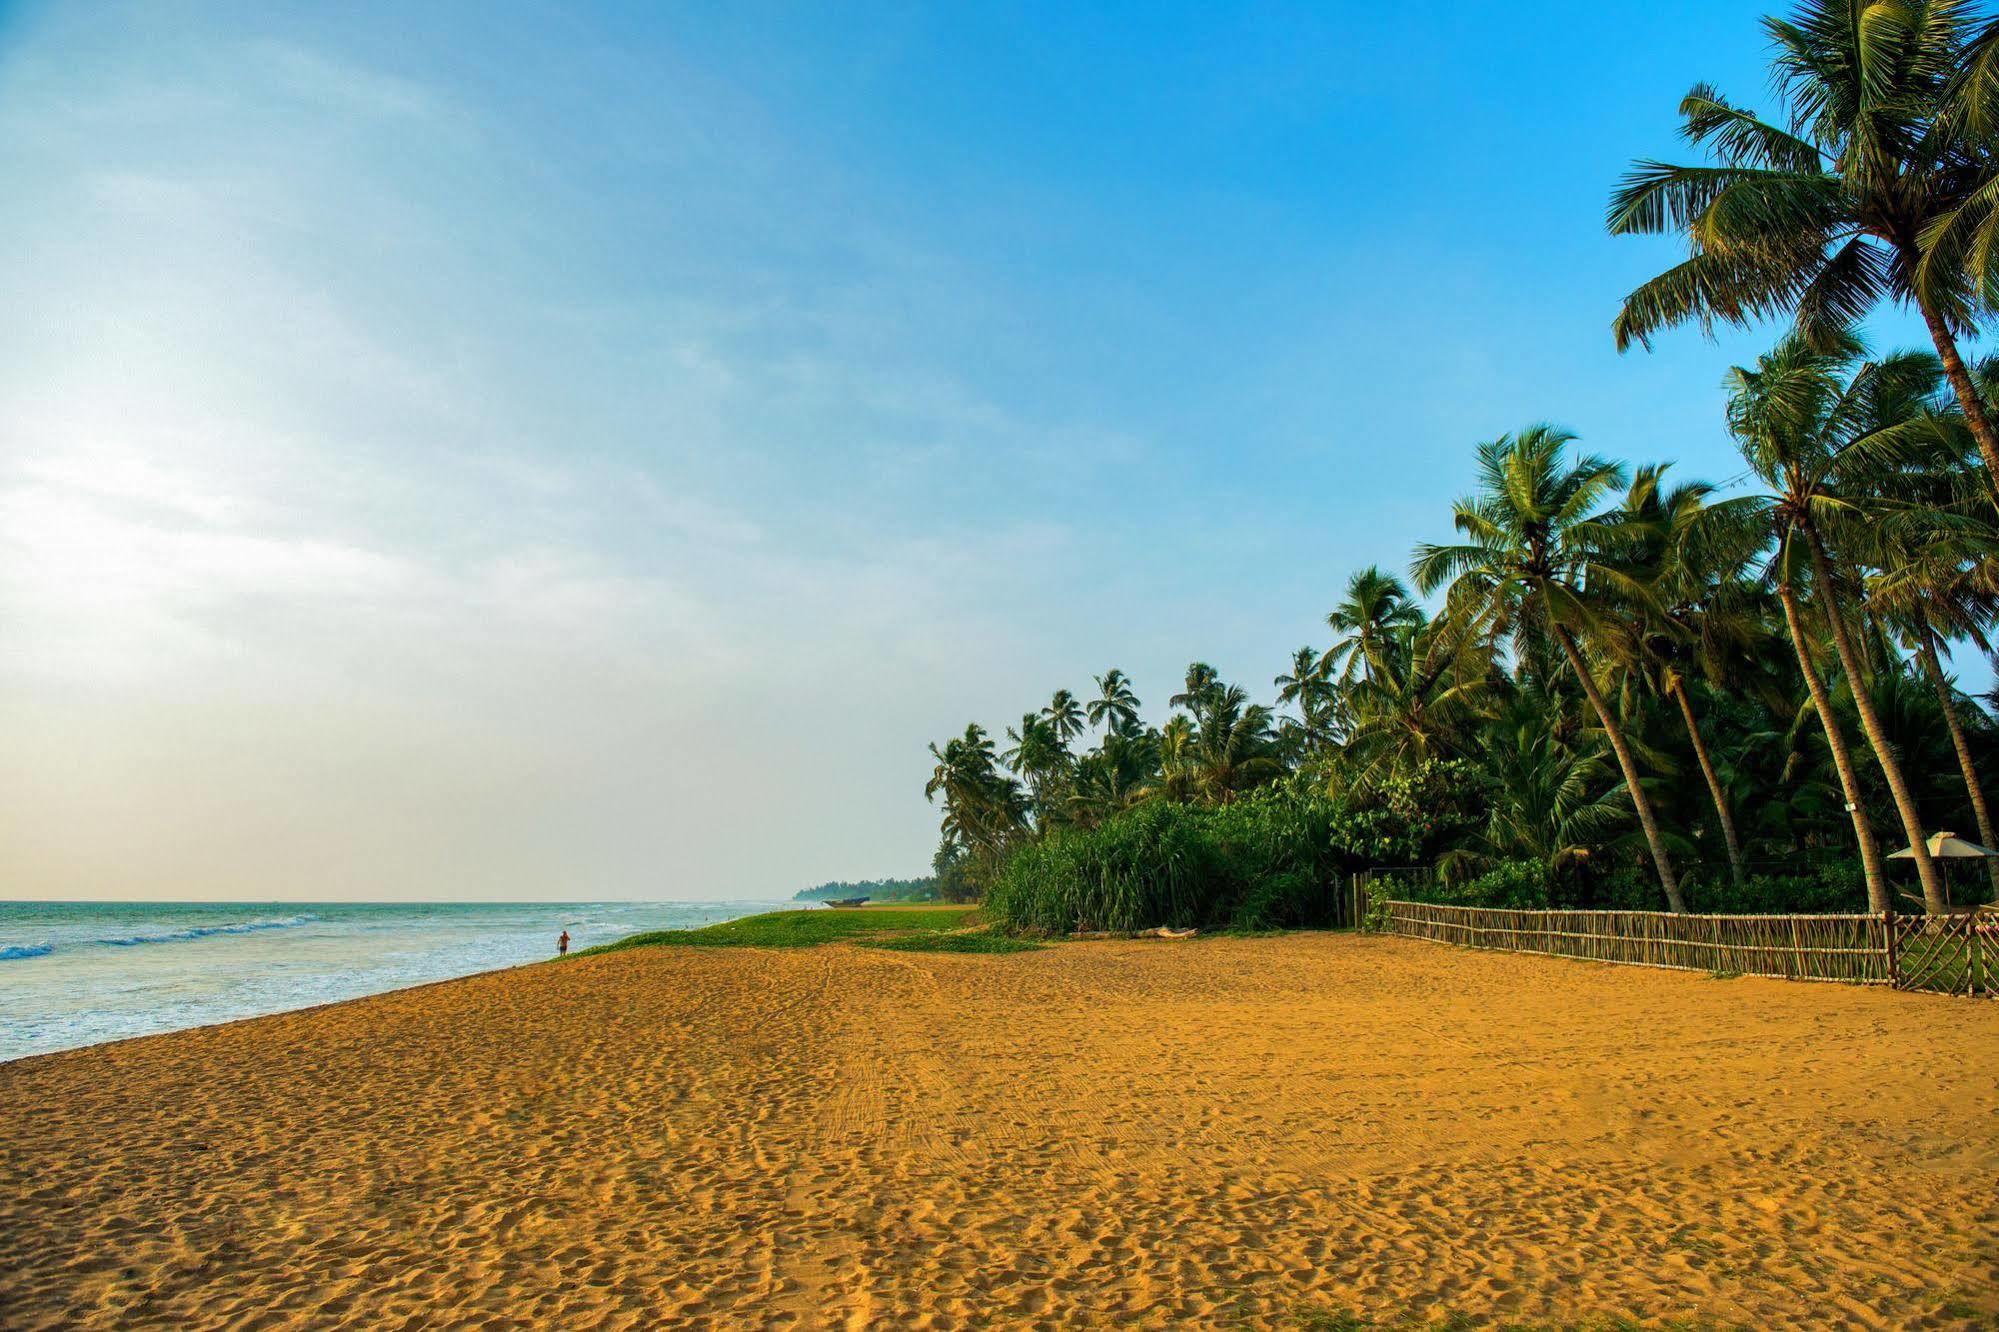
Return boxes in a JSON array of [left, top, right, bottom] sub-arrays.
[[4, 933, 1997, 1330]]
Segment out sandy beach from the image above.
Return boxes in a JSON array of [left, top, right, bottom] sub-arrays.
[[4, 933, 1997, 1330]]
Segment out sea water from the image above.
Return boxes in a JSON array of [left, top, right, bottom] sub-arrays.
[[0, 900, 772, 1062]]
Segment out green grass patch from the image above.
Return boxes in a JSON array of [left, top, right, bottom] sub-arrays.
[[571, 905, 984, 957]]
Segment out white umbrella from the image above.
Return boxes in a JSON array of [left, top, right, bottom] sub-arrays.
[[1886, 830, 1999, 860]]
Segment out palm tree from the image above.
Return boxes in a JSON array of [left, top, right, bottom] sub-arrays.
[[1413, 425, 1689, 911], [1087, 669, 1140, 739], [1341, 615, 1493, 784], [1459, 684, 1631, 877], [1602, 465, 1756, 885], [1608, 1, 1999, 495], [1170, 662, 1222, 712], [925, 724, 1028, 869], [1870, 520, 1999, 894], [1324, 567, 1423, 688], [1002, 712, 1070, 831], [1273, 646, 1333, 754], [1187, 683, 1283, 804], [1068, 728, 1158, 827], [1719, 334, 1947, 911], [1042, 689, 1086, 748], [1155, 714, 1201, 804]]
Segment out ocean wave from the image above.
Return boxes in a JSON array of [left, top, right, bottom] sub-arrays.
[[0, 944, 53, 961], [96, 915, 320, 949]]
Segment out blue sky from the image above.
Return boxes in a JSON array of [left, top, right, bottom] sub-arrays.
[[0, 2, 1978, 900]]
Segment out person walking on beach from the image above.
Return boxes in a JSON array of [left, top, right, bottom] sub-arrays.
[[557, 930, 570, 956]]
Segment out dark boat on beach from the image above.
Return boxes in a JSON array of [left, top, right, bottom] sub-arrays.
[[824, 897, 871, 909]]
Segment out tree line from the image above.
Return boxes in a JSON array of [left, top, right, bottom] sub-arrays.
[[928, 1, 1999, 918], [792, 878, 942, 904]]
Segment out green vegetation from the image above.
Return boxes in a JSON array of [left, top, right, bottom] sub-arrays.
[[983, 767, 1478, 935], [573, 906, 982, 957], [1426, 857, 1873, 915], [790, 877, 940, 904], [925, 1, 1999, 934]]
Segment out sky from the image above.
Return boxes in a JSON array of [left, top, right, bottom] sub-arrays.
[[0, 2, 1987, 902]]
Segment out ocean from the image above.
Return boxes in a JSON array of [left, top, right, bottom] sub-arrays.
[[0, 899, 773, 1062]]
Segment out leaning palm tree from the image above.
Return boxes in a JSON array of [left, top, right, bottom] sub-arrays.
[[1324, 566, 1424, 688], [925, 724, 1028, 868], [1596, 465, 1757, 886], [1413, 426, 1689, 912], [1870, 516, 1999, 894], [1608, 0, 1999, 495], [1002, 712, 1071, 832], [1042, 689, 1086, 748], [1719, 334, 1949, 911], [1086, 669, 1141, 740]]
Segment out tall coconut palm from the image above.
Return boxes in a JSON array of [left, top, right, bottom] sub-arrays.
[[1870, 521, 1999, 894], [1608, 1, 1999, 496], [1002, 712, 1071, 832], [1719, 333, 1947, 911], [1412, 426, 1689, 911], [1273, 646, 1333, 754], [1170, 662, 1222, 712], [1602, 465, 1757, 885], [925, 724, 1028, 866], [1042, 689, 1087, 748], [1087, 669, 1141, 740], [1324, 566, 1424, 688]]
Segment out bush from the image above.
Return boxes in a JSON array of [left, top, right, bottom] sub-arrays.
[[984, 765, 1485, 936], [1683, 863, 1871, 914], [1416, 860, 1875, 915], [1433, 859, 1554, 909], [1326, 760, 1486, 866], [984, 800, 1221, 935]]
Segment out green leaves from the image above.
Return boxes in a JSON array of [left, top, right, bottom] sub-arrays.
[[1610, 0, 1999, 384]]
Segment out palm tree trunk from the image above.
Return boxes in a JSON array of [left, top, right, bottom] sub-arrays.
[[1778, 581, 1890, 913], [1553, 624, 1685, 912], [1916, 297, 1999, 500], [1670, 679, 1746, 886], [1913, 616, 1999, 898], [1805, 534, 1947, 913]]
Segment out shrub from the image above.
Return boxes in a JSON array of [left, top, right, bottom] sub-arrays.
[[984, 801, 1221, 935], [1433, 858, 1554, 909], [1681, 863, 1870, 914], [985, 765, 1485, 936]]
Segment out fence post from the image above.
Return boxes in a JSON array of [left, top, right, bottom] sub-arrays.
[[1882, 911, 1897, 988], [1969, 914, 1982, 996]]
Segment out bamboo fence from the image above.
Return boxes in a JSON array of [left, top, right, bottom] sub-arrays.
[[1379, 899, 1996, 995]]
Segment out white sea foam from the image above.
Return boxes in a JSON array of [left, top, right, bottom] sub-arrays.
[[0, 900, 772, 1061]]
